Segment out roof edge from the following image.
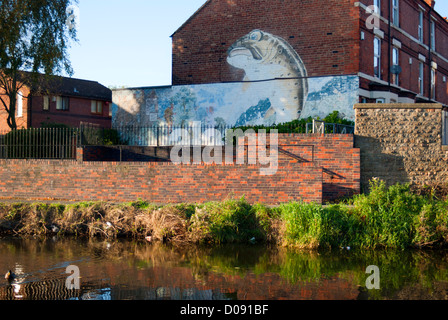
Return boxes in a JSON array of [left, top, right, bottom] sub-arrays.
[[170, 0, 213, 37]]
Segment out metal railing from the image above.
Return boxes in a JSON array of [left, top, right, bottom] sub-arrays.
[[306, 120, 355, 134], [80, 121, 356, 147], [82, 123, 234, 147], [0, 128, 79, 160], [0, 119, 356, 160]]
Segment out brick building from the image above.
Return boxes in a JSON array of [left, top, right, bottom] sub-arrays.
[[0, 72, 112, 131], [171, 0, 448, 107]]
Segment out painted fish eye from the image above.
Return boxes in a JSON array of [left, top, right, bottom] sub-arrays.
[[249, 30, 263, 41]]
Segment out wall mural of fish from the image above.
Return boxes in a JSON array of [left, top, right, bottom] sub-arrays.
[[113, 30, 359, 134], [227, 29, 309, 123]]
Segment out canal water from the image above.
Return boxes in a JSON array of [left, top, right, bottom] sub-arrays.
[[1, 237, 448, 300]]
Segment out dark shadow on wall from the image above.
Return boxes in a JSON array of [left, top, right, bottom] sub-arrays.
[[323, 184, 358, 203], [355, 136, 409, 193], [82, 146, 172, 162], [278, 144, 358, 202]]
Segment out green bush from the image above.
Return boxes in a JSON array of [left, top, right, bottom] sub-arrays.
[[278, 202, 324, 249], [3, 128, 78, 159], [274, 179, 448, 249], [2, 181, 448, 249], [348, 179, 448, 249], [233, 111, 354, 134], [349, 180, 417, 248], [189, 198, 268, 244], [413, 201, 448, 248]]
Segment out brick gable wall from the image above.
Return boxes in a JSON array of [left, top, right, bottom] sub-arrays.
[[172, 0, 360, 85]]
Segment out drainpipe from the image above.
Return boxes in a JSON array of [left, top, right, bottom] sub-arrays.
[[428, 4, 433, 101], [388, 0, 392, 90]]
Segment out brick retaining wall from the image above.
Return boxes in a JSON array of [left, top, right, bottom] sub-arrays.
[[0, 134, 360, 204]]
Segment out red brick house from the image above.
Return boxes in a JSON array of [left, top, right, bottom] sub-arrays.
[[0, 72, 112, 131], [171, 0, 448, 106]]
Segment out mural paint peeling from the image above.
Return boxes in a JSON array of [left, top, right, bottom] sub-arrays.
[[112, 75, 358, 128], [227, 29, 308, 124], [112, 30, 359, 129]]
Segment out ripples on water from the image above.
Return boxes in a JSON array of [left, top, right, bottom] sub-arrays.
[[1, 237, 448, 300]]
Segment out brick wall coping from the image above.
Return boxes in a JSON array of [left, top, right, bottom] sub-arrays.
[[354, 103, 443, 109]]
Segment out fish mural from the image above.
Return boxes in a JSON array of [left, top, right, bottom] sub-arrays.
[[227, 29, 308, 124], [112, 31, 359, 133]]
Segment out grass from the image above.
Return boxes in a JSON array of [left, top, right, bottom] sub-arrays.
[[1, 179, 448, 249]]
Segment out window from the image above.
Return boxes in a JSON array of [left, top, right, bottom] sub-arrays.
[[43, 96, 49, 111], [419, 62, 424, 95], [17, 92, 23, 117], [374, 37, 381, 78], [91, 100, 103, 114], [376, 98, 386, 103], [374, 0, 381, 15], [392, 0, 399, 27], [56, 96, 69, 110], [392, 47, 399, 85], [431, 68, 436, 100], [418, 11, 424, 43], [430, 20, 436, 50]]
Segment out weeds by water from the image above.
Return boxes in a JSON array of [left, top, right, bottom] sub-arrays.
[[1, 179, 448, 249]]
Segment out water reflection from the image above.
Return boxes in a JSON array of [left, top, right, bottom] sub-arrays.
[[1, 237, 448, 300]]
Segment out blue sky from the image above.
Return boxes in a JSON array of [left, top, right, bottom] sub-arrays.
[[68, 0, 448, 89], [68, 0, 208, 88]]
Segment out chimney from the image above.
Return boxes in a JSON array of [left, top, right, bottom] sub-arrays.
[[424, 0, 436, 8]]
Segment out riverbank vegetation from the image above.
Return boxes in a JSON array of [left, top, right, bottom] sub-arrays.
[[1, 179, 448, 250]]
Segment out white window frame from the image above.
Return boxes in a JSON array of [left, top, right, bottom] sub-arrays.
[[392, 47, 399, 85], [418, 10, 424, 43], [17, 92, 23, 118], [392, 0, 399, 27], [374, 0, 381, 15], [56, 96, 69, 111], [431, 68, 436, 100], [430, 19, 436, 51], [419, 62, 424, 96], [374, 37, 381, 79], [91, 100, 103, 115], [43, 95, 49, 111]]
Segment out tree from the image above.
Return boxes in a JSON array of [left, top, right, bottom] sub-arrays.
[[0, 0, 78, 129]]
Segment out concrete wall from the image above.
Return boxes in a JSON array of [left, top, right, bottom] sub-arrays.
[[354, 103, 448, 190], [112, 76, 359, 130]]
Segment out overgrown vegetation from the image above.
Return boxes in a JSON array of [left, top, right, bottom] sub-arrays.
[[1, 179, 448, 250], [81, 126, 125, 146]]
